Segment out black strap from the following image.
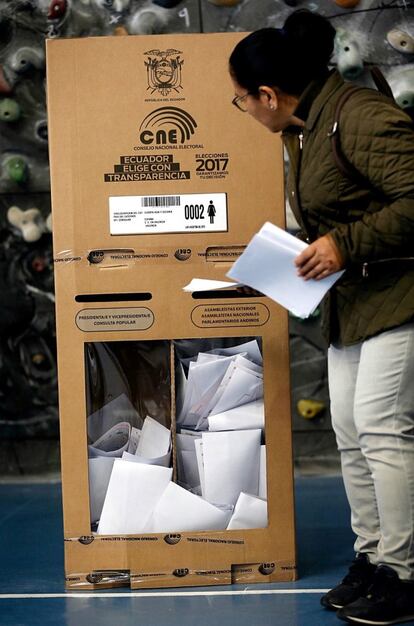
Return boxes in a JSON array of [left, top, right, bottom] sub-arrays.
[[370, 66, 395, 99]]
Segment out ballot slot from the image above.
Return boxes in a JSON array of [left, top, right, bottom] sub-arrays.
[[191, 290, 252, 300], [86, 336, 268, 535], [75, 293, 152, 303]]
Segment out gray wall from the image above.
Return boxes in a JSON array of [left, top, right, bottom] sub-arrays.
[[1, 0, 413, 474]]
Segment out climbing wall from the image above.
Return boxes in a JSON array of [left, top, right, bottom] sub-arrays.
[[1, 0, 413, 471]]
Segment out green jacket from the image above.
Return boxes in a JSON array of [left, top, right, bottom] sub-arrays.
[[283, 70, 414, 346]]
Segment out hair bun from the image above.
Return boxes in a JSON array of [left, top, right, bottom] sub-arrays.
[[284, 9, 336, 68]]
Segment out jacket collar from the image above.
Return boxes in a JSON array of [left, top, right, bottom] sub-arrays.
[[284, 70, 345, 135]]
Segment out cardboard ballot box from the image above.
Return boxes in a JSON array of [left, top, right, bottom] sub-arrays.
[[46, 31, 296, 590]]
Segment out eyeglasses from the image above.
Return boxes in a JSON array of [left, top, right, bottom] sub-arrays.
[[232, 92, 251, 112]]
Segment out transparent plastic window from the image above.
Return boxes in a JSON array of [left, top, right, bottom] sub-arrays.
[[85, 337, 267, 535]]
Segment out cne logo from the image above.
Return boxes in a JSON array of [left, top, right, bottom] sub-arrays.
[[87, 250, 104, 264], [139, 107, 197, 146], [174, 248, 191, 261], [86, 573, 104, 584], [78, 535, 95, 545], [164, 533, 182, 545], [259, 562, 276, 576], [172, 568, 189, 578], [144, 48, 184, 97]]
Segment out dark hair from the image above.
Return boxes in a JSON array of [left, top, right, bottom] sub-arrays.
[[229, 10, 336, 97]]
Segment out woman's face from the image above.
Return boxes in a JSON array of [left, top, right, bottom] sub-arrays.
[[231, 76, 293, 133]]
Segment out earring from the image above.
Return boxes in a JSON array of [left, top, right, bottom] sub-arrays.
[[270, 104, 276, 111]]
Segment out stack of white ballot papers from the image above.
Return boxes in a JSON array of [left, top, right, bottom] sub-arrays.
[[88, 407, 171, 525], [183, 222, 344, 318], [91, 340, 268, 534], [174, 339, 268, 530]]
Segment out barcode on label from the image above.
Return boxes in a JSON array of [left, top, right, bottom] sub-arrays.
[[141, 196, 181, 208]]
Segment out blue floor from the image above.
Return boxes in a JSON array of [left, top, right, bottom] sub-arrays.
[[0, 476, 362, 626]]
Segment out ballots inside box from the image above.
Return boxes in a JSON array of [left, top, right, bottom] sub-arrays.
[[87, 337, 268, 534]]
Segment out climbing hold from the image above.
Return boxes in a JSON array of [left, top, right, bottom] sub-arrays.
[[387, 66, 414, 113], [297, 399, 326, 419], [35, 120, 48, 143], [387, 29, 414, 55], [7, 206, 46, 242], [113, 25, 129, 35], [207, 0, 243, 5], [0, 65, 12, 94], [335, 29, 364, 80], [0, 98, 21, 122], [47, 0, 68, 21], [395, 89, 414, 109], [9, 47, 45, 74], [45, 213, 53, 232], [4, 156, 29, 184], [333, 0, 360, 7], [93, 0, 130, 12], [152, 0, 183, 7], [128, 8, 168, 35]]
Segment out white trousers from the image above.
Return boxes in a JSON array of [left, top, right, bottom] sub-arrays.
[[328, 322, 414, 580]]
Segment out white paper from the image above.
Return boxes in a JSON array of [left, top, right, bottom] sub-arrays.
[[201, 429, 261, 506], [97, 460, 172, 535], [195, 352, 232, 364], [88, 457, 115, 524], [177, 354, 239, 428], [127, 427, 141, 454], [122, 450, 171, 468], [87, 393, 142, 443], [183, 278, 239, 292], [145, 481, 229, 533], [175, 362, 187, 419], [194, 438, 206, 496], [208, 400, 265, 431], [187, 355, 239, 423], [207, 340, 263, 366], [178, 450, 201, 492], [226, 492, 268, 530], [227, 222, 344, 318], [176, 432, 202, 449], [259, 445, 267, 499], [177, 363, 198, 425], [208, 363, 263, 418], [176, 433, 202, 490], [194, 356, 262, 431], [136, 416, 171, 459], [88, 422, 131, 458]]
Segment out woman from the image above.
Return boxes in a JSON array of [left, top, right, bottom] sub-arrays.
[[229, 10, 414, 626]]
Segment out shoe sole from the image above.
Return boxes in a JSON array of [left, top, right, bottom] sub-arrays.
[[338, 613, 414, 625], [320, 597, 344, 610], [321, 602, 344, 610]]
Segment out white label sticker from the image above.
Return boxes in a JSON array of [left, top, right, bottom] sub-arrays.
[[109, 193, 227, 235]]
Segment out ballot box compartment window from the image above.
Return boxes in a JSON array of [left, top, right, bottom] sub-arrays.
[[85, 337, 268, 535], [174, 336, 267, 532], [85, 339, 172, 531]]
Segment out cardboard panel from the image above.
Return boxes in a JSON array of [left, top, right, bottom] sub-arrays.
[[46, 31, 296, 589]]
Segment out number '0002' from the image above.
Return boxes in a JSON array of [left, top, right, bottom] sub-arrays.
[[184, 204, 205, 220]]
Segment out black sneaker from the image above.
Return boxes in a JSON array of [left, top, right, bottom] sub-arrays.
[[321, 553, 377, 610], [337, 565, 414, 625]]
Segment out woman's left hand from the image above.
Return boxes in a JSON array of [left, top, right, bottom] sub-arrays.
[[294, 234, 344, 281]]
